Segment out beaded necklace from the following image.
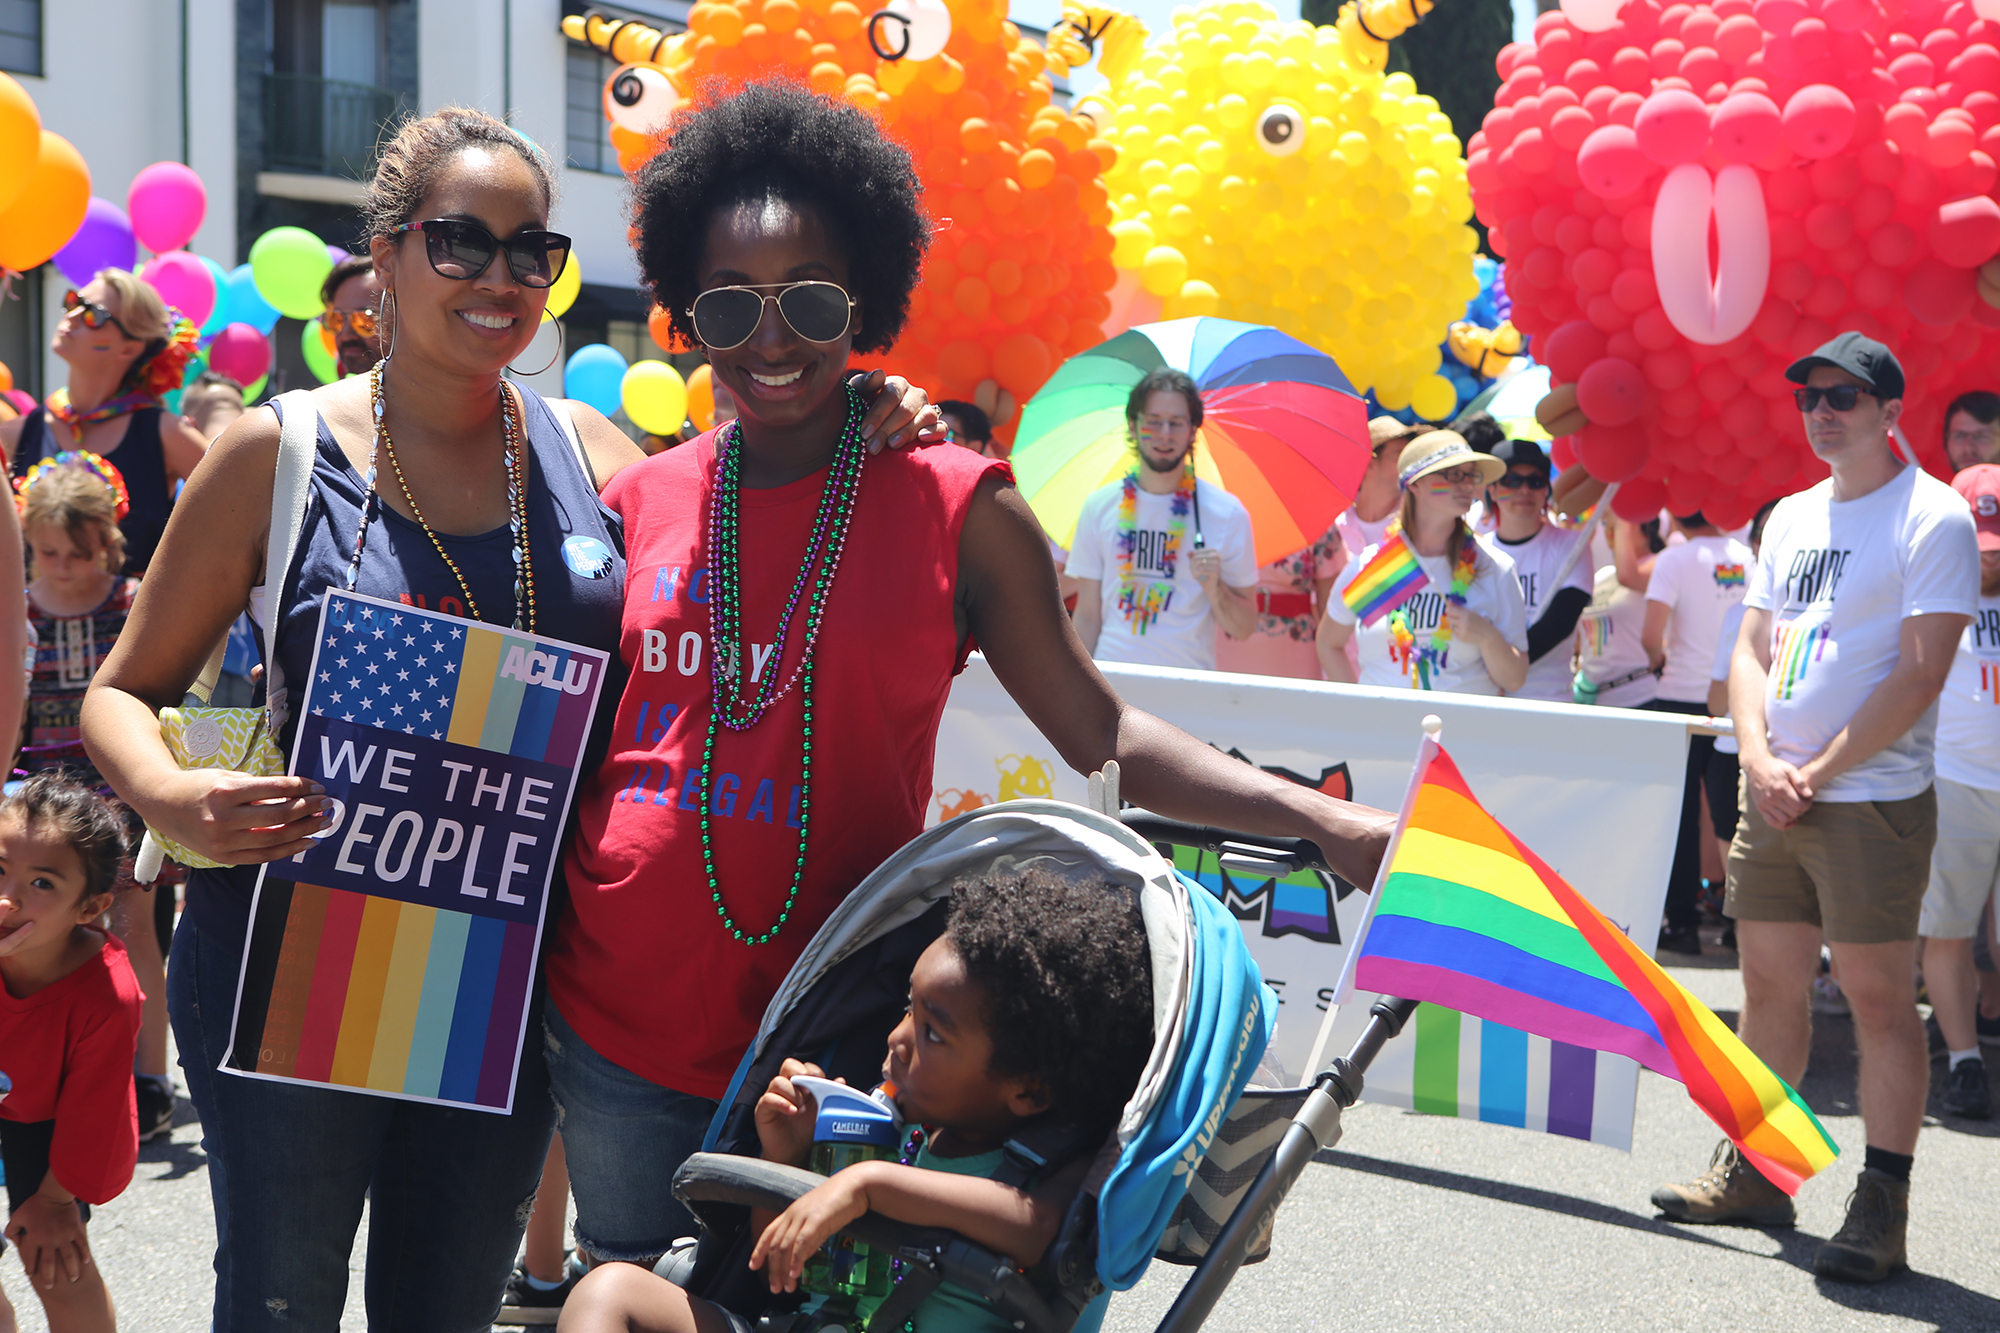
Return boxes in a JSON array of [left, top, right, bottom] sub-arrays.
[[699, 383, 868, 945], [1114, 465, 1193, 635], [1385, 521, 1478, 690], [350, 361, 536, 631]]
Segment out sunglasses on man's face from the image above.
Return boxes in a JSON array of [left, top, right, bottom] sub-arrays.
[[1794, 385, 1874, 414], [393, 219, 571, 288], [62, 290, 138, 339], [322, 308, 378, 340], [688, 282, 856, 351], [1493, 471, 1550, 491]]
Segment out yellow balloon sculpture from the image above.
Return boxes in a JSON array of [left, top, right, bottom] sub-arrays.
[[1075, 0, 1481, 413]]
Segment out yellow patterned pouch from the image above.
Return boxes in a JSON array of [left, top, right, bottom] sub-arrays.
[[151, 706, 287, 870]]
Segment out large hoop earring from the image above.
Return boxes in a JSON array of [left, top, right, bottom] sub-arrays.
[[378, 289, 398, 364], [508, 316, 564, 377]]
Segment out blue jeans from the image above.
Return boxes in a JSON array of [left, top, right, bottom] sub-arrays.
[[170, 925, 557, 1331], [544, 1002, 718, 1264]]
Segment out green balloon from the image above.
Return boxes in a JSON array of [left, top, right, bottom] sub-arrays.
[[243, 373, 269, 404], [303, 318, 339, 384], [181, 350, 208, 388], [249, 227, 335, 322]]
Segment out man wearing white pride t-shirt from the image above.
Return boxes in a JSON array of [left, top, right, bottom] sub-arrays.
[[1068, 369, 1257, 671], [1918, 464, 2000, 1121], [1652, 333, 1979, 1284]]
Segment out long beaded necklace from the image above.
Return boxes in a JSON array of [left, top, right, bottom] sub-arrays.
[[350, 361, 536, 632], [699, 383, 868, 945], [1114, 464, 1193, 635], [1385, 520, 1478, 690]]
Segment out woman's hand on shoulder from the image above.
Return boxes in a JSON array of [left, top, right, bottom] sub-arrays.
[[851, 369, 944, 454]]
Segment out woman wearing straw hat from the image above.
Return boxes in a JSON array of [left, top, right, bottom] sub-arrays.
[[1318, 431, 1529, 694]]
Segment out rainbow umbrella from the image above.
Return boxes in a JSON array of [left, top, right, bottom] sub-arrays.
[[1012, 318, 1370, 565]]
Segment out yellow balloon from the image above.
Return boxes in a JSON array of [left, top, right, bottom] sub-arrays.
[[1141, 245, 1188, 297], [621, 360, 688, 436], [547, 250, 582, 319], [1410, 374, 1457, 423]]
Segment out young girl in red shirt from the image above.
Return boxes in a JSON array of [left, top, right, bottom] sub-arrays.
[[0, 773, 143, 1333]]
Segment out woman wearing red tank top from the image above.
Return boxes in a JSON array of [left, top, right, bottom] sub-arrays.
[[549, 81, 1398, 1271]]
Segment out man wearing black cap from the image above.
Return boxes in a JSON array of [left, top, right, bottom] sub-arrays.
[[1652, 333, 1981, 1283]]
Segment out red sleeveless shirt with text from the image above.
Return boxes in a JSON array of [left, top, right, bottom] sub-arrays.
[[552, 433, 1006, 1097]]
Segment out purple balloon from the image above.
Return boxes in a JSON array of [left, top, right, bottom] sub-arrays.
[[54, 198, 137, 288], [328, 245, 352, 266]]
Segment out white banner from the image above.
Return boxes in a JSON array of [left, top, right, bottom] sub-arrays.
[[933, 657, 1691, 1149]]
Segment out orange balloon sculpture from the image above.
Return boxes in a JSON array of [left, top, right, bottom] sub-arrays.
[[563, 1, 1118, 442], [0, 130, 89, 273]]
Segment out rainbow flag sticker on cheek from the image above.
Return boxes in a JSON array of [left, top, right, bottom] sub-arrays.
[[1341, 534, 1432, 626]]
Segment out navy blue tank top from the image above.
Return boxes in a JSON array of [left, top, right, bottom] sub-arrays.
[[13, 406, 174, 575], [182, 387, 629, 953]]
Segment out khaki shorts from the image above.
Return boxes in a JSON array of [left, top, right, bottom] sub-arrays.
[[1920, 777, 2000, 940], [1725, 776, 1937, 943]]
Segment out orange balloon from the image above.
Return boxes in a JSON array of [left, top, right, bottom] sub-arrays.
[[648, 305, 678, 352], [686, 363, 717, 431], [0, 74, 41, 217], [0, 131, 88, 273], [0, 359, 13, 394]]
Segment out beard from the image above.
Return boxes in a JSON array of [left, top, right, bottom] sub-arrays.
[[1140, 444, 1191, 473]]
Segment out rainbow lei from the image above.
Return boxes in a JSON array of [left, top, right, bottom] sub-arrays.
[[14, 450, 131, 521], [1385, 522, 1478, 689], [1114, 466, 1193, 635]]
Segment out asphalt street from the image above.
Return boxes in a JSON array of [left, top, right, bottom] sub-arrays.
[[9, 945, 1997, 1332]]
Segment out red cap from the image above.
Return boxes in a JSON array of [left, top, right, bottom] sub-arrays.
[[1954, 463, 2000, 552]]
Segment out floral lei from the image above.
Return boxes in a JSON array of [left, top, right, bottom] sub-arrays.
[[1114, 465, 1193, 635], [14, 450, 131, 521], [1385, 521, 1478, 689]]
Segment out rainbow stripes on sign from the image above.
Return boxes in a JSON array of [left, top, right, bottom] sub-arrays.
[[1340, 534, 1429, 626], [1406, 1008, 1619, 1144], [1352, 741, 1839, 1193], [231, 881, 536, 1108], [1771, 618, 1830, 700]]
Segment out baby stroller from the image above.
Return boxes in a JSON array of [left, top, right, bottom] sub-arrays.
[[668, 797, 1415, 1333]]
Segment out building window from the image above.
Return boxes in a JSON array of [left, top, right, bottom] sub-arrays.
[[566, 43, 618, 175], [0, 0, 41, 77]]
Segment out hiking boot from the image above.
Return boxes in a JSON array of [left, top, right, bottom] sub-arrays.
[[1813, 1169, 1909, 1283], [1941, 1058, 1993, 1119], [1650, 1140, 1796, 1226], [494, 1260, 579, 1325]]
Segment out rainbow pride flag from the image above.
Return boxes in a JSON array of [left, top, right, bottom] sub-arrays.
[[222, 593, 609, 1112], [1340, 533, 1430, 626], [1344, 737, 1839, 1193]]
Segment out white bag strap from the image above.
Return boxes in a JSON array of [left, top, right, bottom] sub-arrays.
[[256, 389, 320, 715], [550, 395, 595, 490]]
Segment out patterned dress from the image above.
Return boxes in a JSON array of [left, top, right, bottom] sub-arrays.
[[1213, 521, 1347, 680], [24, 578, 139, 790]]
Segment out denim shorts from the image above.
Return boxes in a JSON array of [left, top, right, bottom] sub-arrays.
[[544, 1001, 720, 1265]]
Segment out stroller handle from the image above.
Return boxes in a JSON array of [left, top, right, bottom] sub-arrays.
[[1152, 995, 1418, 1333], [1118, 809, 1332, 876]]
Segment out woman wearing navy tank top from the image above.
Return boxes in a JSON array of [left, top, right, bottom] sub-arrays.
[[78, 108, 936, 1332], [551, 80, 1399, 1275]]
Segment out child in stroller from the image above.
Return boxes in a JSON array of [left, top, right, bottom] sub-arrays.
[[559, 865, 1156, 1333]]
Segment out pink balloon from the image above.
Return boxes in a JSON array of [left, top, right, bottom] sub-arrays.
[[1576, 356, 1648, 424], [1710, 91, 1784, 162], [139, 250, 216, 328], [1932, 196, 2000, 265], [207, 322, 272, 385], [1579, 422, 1651, 484], [126, 162, 207, 255], [1781, 84, 1857, 159], [1651, 163, 1771, 345], [1542, 319, 1609, 381], [1635, 88, 1712, 164], [1578, 124, 1651, 197]]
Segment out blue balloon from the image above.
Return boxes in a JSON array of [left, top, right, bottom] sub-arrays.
[[226, 263, 282, 335], [198, 258, 232, 337], [564, 343, 628, 417]]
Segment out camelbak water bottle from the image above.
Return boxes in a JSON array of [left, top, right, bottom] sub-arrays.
[[792, 1075, 899, 1305]]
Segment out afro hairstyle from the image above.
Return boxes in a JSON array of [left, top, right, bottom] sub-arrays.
[[944, 865, 1154, 1136], [631, 79, 929, 356]]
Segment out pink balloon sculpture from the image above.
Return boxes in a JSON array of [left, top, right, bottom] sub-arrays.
[[207, 322, 272, 386], [1472, 0, 2000, 529], [127, 162, 206, 255], [139, 250, 217, 329]]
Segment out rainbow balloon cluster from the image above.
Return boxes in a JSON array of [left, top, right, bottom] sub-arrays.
[[1080, 0, 1484, 420], [1476, 0, 2000, 526], [567, 0, 1119, 439]]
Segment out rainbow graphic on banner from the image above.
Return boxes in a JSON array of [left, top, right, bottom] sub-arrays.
[[1772, 617, 1831, 700], [222, 593, 608, 1113], [1340, 534, 1430, 626]]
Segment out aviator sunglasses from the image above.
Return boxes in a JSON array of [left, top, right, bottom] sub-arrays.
[[689, 281, 855, 351], [62, 290, 139, 339], [321, 308, 378, 340], [1793, 385, 1874, 413], [393, 219, 572, 288]]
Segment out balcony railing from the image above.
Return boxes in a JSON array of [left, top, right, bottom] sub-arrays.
[[262, 73, 401, 179]]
